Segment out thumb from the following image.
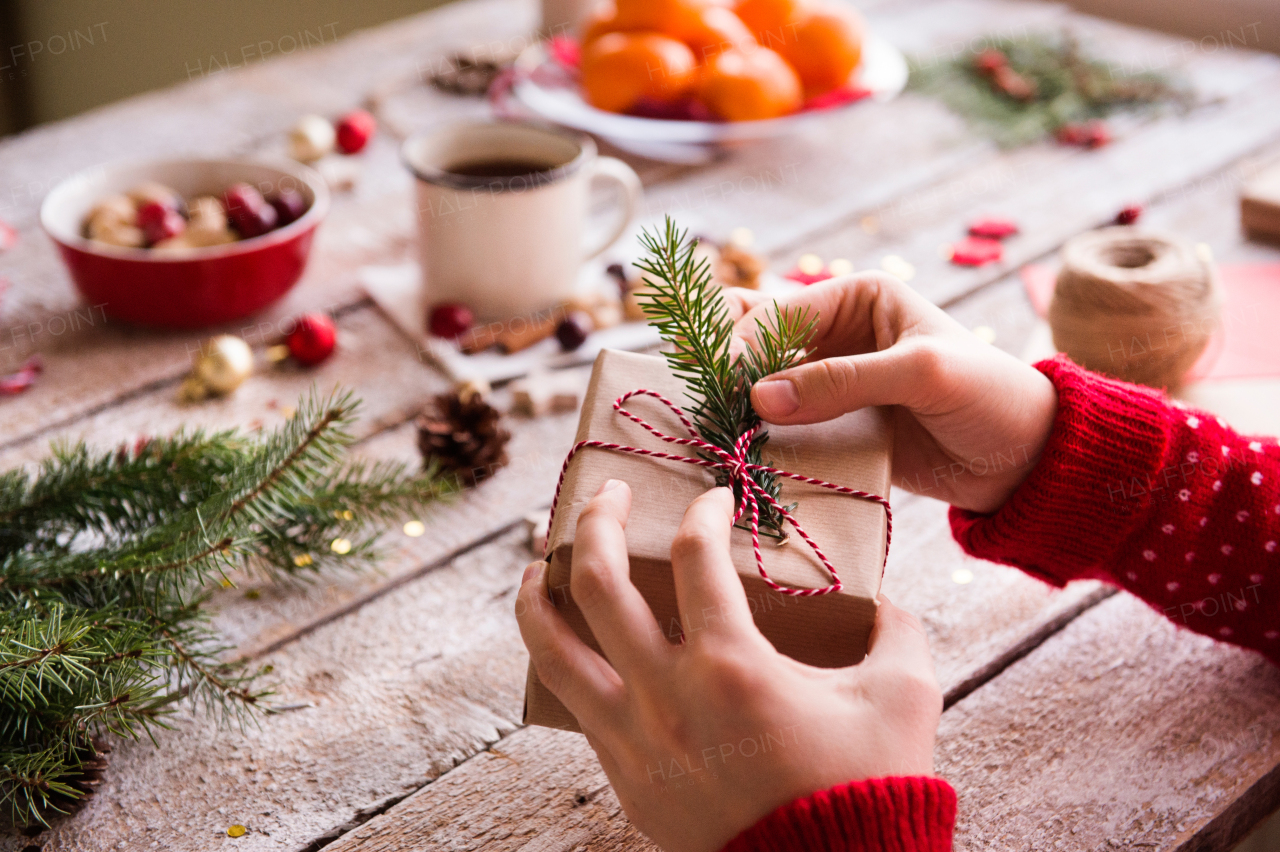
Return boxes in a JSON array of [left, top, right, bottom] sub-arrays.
[[861, 595, 936, 682], [752, 343, 936, 424]]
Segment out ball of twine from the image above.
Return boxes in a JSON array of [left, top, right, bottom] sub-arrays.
[[1049, 227, 1221, 391]]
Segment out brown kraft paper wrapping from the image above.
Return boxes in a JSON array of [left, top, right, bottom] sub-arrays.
[[524, 349, 893, 732]]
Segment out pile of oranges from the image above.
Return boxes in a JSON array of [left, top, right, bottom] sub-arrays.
[[578, 0, 865, 122]]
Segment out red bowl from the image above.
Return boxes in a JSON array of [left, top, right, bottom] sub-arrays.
[[41, 158, 330, 328]]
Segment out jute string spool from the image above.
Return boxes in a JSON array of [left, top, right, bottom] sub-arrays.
[[1049, 227, 1222, 391]]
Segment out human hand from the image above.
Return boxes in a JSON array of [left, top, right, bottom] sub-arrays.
[[728, 273, 1058, 513], [516, 481, 942, 852]]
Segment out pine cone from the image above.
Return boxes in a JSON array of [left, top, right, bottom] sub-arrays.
[[416, 392, 510, 487]]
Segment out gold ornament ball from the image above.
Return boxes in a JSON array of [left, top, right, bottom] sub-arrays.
[[197, 335, 254, 395]]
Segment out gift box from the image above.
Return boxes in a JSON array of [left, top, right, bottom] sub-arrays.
[[524, 349, 893, 731]]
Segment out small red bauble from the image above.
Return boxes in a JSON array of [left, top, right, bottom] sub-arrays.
[[137, 201, 186, 245], [335, 110, 376, 155], [973, 49, 1006, 75], [223, 183, 278, 238], [429, 303, 474, 340], [949, 237, 1004, 267], [1115, 204, 1143, 225], [269, 189, 308, 226], [286, 314, 337, 366], [967, 217, 1019, 240], [1057, 119, 1111, 149]]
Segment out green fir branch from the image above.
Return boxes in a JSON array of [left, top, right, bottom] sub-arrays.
[[908, 30, 1191, 146], [635, 217, 815, 537], [0, 387, 449, 828]]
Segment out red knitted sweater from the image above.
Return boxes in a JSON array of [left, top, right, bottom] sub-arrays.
[[721, 356, 1279, 852]]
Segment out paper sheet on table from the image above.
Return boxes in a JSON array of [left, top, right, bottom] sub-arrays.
[[1021, 263, 1280, 382], [360, 262, 663, 384]]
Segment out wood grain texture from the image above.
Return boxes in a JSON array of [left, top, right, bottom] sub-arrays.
[[939, 593, 1280, 852]]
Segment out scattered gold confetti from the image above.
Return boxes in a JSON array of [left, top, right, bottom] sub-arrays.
[[228, 825, 247, 838], [219, 578, 234, 589], [293, 553, 314, 568], [881, 255, 916, 281], [403, 520, 426, 537], [266, 344, 291, 363], [281, 406, 295, 419], [939, 243, 954, 260], [797, 253, 824, 275], [729, 226, 754, 248], [951, 568, 975, 585], [342, 510, 354, 521], [828, 258, 854, 276], [1195, 242, 1213, 263], [972, 325, 997, 344], [860, 215, 880, 234], [244, 589, 261, 600], [331, 538, 352, 555]]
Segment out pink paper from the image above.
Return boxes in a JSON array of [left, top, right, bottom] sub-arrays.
[[1021, 263, 1280, 382]]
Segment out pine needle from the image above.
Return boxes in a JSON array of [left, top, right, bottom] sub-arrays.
[[0, 388, 449, 827], [636, 217, 815, 536]]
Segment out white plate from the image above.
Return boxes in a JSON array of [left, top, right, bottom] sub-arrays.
[[510, 33, 907, 153]]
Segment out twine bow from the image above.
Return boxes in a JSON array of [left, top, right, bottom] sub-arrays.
[[545, 389, 892, 597]]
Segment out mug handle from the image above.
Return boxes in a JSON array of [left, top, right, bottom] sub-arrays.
[[583, 156, 642, 260]]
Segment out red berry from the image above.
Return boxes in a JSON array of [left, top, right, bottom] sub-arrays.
[[1115, 204, 1143, 226], [268, 189, 308, 226], [285, 314, 337, 366], [335, 110, 376, 155], [1083, 119, 1111, 149], [223, 183, 277, 238], [967, 217, 1019, 240], [949, 237, 1003, 267], [555, 312, 592, 351], [974, 49, 1007, 75], [429, 303, 474, 340], [137, 201, 187, 245]]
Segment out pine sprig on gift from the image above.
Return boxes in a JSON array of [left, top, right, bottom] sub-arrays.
[[0, 389, 449, 828], [908, 30, 1191, 146], [635, 217, 816, 537]]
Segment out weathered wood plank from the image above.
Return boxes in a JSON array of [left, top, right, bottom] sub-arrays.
[[938, 593, 1280, 852]]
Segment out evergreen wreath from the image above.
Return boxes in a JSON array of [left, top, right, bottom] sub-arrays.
[[635, 217, 816, 539], [0, 389, 448, 828]]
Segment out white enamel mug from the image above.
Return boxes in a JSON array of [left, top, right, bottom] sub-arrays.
[[402, 121, 642, 320]]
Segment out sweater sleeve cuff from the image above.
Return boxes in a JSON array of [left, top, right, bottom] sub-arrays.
[[949, 356, 1172, 587], [720, 776, 957, 852]]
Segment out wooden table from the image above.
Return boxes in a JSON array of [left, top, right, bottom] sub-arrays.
[[2, 1, 1279, 849]]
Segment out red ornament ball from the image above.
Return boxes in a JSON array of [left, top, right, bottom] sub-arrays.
[[1057, 119, 1111, 149], [335, 110, 376, 155], [429, 303, 474, 340], [1114, 204, 1143, 226], [949, 237, 1004, 267], [286, 314, 337, 366], [269, 189, 308, 226], [223, 183, 277, 238], [137, 201, 186, 245], [973, 49, 1006, 75]]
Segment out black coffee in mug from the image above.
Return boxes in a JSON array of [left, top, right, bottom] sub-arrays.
[[445, 158, 558, 178]]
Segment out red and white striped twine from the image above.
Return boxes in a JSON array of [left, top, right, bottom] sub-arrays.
[[544, 389, 891, 597]]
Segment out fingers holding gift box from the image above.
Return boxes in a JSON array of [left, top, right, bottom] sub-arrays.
[[522, 348, 893, 732]]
